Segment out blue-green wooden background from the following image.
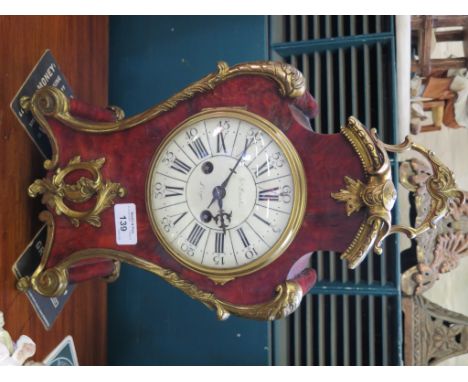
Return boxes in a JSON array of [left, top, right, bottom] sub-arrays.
[[107, 16, 269, 366]]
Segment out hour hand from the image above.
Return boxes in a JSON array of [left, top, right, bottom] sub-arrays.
[[206, 185, 226, 209], [207, 196, 216, 209]]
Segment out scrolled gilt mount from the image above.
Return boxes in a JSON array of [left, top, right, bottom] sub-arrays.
[[332, 117, 465, 268], [28, 156, 127, 227], [16, 59, 463, 321]]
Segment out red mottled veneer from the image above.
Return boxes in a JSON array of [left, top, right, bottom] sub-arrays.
[[43, 75, 365, 306]]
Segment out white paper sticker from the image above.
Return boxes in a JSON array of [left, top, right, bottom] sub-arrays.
[[114, 203, 138, 245]]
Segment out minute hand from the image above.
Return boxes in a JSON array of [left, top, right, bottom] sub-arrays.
[[206, 138, 254, 210], [220, 138, 254, 188]]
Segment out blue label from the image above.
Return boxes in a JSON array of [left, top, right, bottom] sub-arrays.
[[10, 49, 73, 158], [12, 225, 75, 330]]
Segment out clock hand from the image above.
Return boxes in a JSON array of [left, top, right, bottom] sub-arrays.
[[207, 185, 226, 209], [212, 198, 232, 233], [220, 137, 254, 189], [207, 197, 216, 209], [206, 137, 254, 209], [217, 198, 227, 234]]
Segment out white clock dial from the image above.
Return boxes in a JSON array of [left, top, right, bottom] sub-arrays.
[[146, 109, 306, 279]]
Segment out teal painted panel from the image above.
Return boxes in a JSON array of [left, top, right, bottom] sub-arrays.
[[108, 16, 269, 366], [271, 32, 394, 56]]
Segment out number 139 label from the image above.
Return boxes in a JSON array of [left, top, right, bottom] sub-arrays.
[[114, 203, 138, 245]]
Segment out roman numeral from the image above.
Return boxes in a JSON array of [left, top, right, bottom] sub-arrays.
[[256, 160, 274, 178], [236, 227, 250, 248], [172, 211, 187, 226], [187, 223, 206, 247], [165, 185, 184, 197], [216, 130, 227, 153], [258, 187, 279, 201], [215, 232, 225, 253], [171, 157, 192, 175], [188, 137, 209, 159], [253, 213, 270, 226]]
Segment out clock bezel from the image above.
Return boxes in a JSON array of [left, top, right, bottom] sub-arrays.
[[145, 107, 307, 282]]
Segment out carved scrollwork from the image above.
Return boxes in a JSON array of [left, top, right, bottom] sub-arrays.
[[410, 232, 468, 295], [333, 116, 464, 269], [28, 156, 126, 227], [332, 177, 397, 218], [20, 87, 68, 170], [222, 61, 306, 98], [220, 281, 303, 320], [340, 116, 384, 176], [387, 142, 465, 239], [399, 158, 468, 296], [449, 191, 468, 221], [16, 211, 305, 321], [332, 117, 396, 268], [331, 177, 367, 216], [434, 232, 468, 273], [20, 61, 306, 170]]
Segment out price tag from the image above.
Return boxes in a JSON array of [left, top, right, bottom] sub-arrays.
[[114, 203, 138, 245]]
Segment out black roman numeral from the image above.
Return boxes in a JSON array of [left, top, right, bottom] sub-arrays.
[[188, 137, 209, 159], [258, 187, 279, 201], [237, 227, 250, 248], [171, 157, 192, 175], [253, 213, 270, 226], [165, 185, 184, 197], [187, 223, 206, 247], [215, 232, 225, 253], [256, 160, 274, 177], [172, 211, 187, 226], [216, 130, 227, 153]]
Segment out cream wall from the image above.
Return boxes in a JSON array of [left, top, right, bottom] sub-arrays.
[[397, 26, 468, 365]]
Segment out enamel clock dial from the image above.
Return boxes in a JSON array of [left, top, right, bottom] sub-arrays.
[[146, 108, 306, 280]]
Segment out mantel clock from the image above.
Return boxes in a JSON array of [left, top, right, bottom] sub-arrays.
[[16, 61, 464, 320]]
